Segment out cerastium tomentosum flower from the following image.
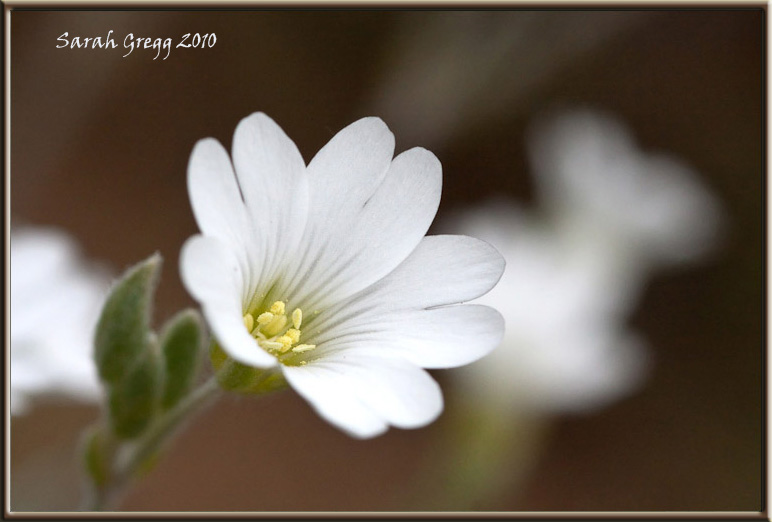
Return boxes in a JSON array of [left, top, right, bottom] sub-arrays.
[[11, 226, 110, 415], [180, 113, 505, 438]]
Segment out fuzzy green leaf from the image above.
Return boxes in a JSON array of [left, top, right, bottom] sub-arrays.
[[95, 254, 162, 385], [107, 343, 163, 439], [160, 309, 203, 410]]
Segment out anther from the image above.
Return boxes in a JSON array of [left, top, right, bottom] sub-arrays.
[[291, 344, 316, 353], [262, 314, 287, 337], [256, 312, 274, 325], [292, 308, 302, 329], [262, 340, 284, 352], [269, 301, 286, 315], [243, 313, 255, 333], [250, 301, 316, 364], [277, 335, 294, 350], [286, 328, 301, 344]]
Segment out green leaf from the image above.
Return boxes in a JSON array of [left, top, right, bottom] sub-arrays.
[[94, 254, 162, 385], [159, 309, 203, 410], [107, 342, 163, 439]]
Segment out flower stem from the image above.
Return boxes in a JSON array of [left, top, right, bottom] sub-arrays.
[[400, 401, 551, 510], [83, 376, 222, 511]]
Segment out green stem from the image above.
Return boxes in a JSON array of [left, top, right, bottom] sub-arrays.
[[84, 376, 222, 511], [400, 400, 552, 511]]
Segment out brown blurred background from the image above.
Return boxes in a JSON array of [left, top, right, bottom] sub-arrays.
[[9, 9, 763, 512]]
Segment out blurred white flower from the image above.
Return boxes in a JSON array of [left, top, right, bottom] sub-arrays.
[[528, 110, 722, 269], [450, 110, 721, 414], [11, 226, 110, 415], [452, 202, 648, 414], [180, 112, 505, 438]]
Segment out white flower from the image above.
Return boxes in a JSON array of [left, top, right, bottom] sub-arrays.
[[450, 202, 649, 413], [180, 113, 505, 438], [449, 110, 721, 414], [11, 226, 110, 415], [528, 110, 722, 268]]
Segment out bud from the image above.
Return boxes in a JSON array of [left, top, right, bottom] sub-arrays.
[[159, 309, 203, 410]]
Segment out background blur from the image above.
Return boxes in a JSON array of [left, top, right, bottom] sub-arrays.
[[9, 9, 763, 512]]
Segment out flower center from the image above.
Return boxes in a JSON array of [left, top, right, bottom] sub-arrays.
[[243, 301, 316, 365]]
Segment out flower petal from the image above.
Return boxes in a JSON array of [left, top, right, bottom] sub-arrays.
[[284, 145, 442, 311], [389, 304, 504, 369], [277, 117, 393, 304], [283, 363, 388, 438], [314, 235, 504, 326], [188, 138, 249, 247], [180, 235, 277, 368], [284, 352, 443, 436], [377, 235, 504, 309], [460, 323, 649, 414], [11, 228, 76, 291], [312, 304, 504, 370], [300, 235, 504, 368], [305, 117, 395, 228], [10, 227, 108, 414], [528, 110, 721, 264], [231, 113, 310, 289], [319, 352, 444, 428]]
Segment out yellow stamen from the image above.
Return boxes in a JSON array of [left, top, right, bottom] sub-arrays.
[[262, 341, 284, 352], [248, 301, 317, 365], [243, 313, 255, 333], [292, 308, 303, 329], [262, 314, 287, 337], [256, 312, 274, 325], [286, 328, 301, 344], [291, 344, 316, 353], [277, 335, 294, 351]]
